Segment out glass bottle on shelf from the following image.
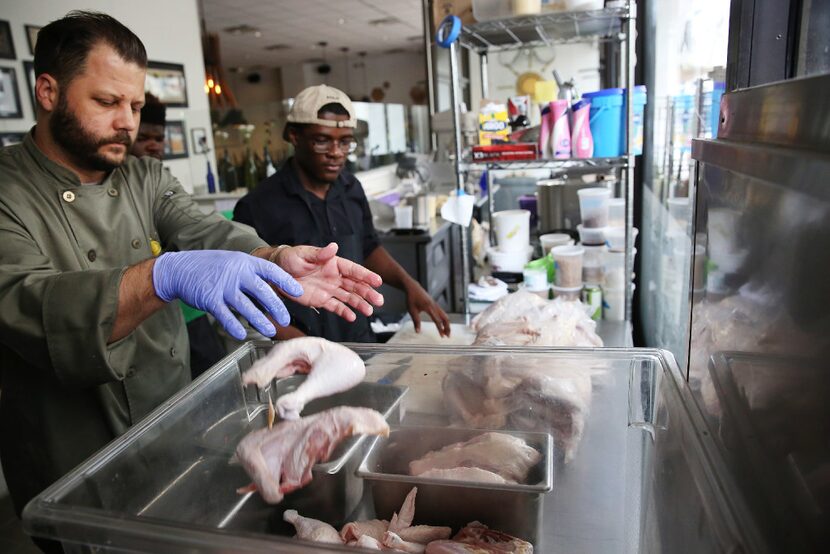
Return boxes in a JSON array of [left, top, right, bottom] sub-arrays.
[[218, 148, 238, 192], [243, 146, 258, 190], [263, 143, 276, 177]]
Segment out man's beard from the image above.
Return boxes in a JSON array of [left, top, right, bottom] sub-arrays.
[[50, 94, 133, 173]]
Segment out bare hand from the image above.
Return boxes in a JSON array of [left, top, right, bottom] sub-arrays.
[[262, 243, 384, 322], [406, 281, 451, 338]]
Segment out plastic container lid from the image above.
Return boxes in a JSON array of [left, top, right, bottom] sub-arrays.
[[604, 226, 639, 251], [577, 187, 612, 198], [552, 285, 583, 292], [577, 224, 607, 245], [551, 245, 585, 258]]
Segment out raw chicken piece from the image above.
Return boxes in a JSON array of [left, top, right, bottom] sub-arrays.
[[416, 467, 514, 485], [425, 521, 533, 553], [242, 337, 366, 419], [473, 321, 540, 347], [341, 519, 389, 543], [384, 531, 426, 553], [283, 509, 342, 544], [470, 290, 547, 332], [388, 486, 417, 533], [398, 526, 452, 544], [409, 433, 540, 483], [443, 358, 592, 463], [236, 406, 389, 503], [353, 535, 384, 549]]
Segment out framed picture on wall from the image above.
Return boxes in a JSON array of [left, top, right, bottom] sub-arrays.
[[146, 61, 188, 107], [0, 132, 25, 147], [0, 67, 23, 119], [25, 25, 41, 56], [0, 20, 16, 60], [23, 61, 35, 112], [164, 120, 188, 160], [190, 127, 208, 154]]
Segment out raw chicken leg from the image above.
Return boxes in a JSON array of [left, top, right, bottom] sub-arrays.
[[236, 406, 389, 503], [242, 337, 366, 419], [283, 509, 342, 544], [340, 519, 389, 543], [383, 531, 426, 553]]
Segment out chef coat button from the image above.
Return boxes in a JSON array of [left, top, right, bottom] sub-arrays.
[[170, 347, 177, 357], [87, 250, 97, 262], [107, 187, 118, 197], [131, 238, 141, 249], [62, 191, 75, 203]]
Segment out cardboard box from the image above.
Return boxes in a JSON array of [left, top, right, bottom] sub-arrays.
[[472, 143, 539, 162], [432, 0, 475, 30]]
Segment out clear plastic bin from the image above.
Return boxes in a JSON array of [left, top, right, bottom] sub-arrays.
[[23, 343, 764, 553]]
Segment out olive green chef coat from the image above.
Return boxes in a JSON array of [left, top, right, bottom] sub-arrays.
[[0, 130, 267, 516]]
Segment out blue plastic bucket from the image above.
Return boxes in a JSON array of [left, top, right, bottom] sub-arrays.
[[583, 86, 647, 156]]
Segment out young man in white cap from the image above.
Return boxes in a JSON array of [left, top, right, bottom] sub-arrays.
[[234, 85, 450, 342]]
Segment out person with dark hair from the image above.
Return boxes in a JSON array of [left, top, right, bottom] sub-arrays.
[[234, 85, 450, 343], [131, 92, 166, 159], [0, 11, 384, 533]]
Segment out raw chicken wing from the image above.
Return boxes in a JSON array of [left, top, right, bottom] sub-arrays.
[[384, 531, 426, 553], [341, 519, 389, 543], [242, 337, 366, 419], [236, 406, 389, 503], [283, 509, 342, 544]]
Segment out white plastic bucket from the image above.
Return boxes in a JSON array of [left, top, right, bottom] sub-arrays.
[[488, 246, 533, 273], [493, 210, 531, 252]]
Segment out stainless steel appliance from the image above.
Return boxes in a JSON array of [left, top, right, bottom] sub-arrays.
[[537, 173, 614, 233]]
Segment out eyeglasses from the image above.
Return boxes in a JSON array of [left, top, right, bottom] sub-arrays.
[[310, 137, 358, 154]]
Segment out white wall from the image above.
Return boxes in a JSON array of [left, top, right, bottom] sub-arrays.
[[0, 0, 214, 193], [282, 50, 428, 106]]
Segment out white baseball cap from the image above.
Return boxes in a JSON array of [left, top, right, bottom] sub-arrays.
[[287, 85, 356, 128]]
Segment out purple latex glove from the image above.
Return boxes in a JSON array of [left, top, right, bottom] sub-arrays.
[[152, 250, 303, 340]]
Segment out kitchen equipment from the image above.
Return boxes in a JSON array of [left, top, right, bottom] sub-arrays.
[[410, 194, 434, 227], [518, 194, 538, 230], [536, 177, 594, 232], [394, 204, 413, 228], [552, 69, 579, 106], [22, 344, 765, 553], [357, 426, 552, 544]]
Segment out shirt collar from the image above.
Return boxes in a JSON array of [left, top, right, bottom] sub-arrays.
[[22, 127, 117, 189]]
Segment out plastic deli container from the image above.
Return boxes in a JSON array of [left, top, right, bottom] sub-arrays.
[[582, 244, 606, 285], [552, 284, 583, 301], [539, 232, 574, 254], [604, 226, 639, 252], [608, 198, 625, 227], [523, 265, 548, 291], [602, 248, 637, 288], [551, 245, 585, 288], [577, 224, 607, 246], [472, 0, 512, 21], [602, 284, 634, 321], [577, 187, 612, 228], [582, 86, 648, 156], [488, 246, 533, 273], [493, 210, 531, 253]]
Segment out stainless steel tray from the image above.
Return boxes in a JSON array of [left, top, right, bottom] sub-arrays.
[[356, 426, 553, 544]]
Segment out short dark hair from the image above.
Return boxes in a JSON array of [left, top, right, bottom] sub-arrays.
[[141, 92, 166, 126], [34, 11, 147, 86], [282, 103, 351, 140]]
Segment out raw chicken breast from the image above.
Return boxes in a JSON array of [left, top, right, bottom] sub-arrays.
[[416, 467, 515, 485], [409, 433, 540, 483], [470, 289, 547, 332], [283, 509, 342, 544], [236, 406, 389, 503], [242, 337, 366, 419]]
